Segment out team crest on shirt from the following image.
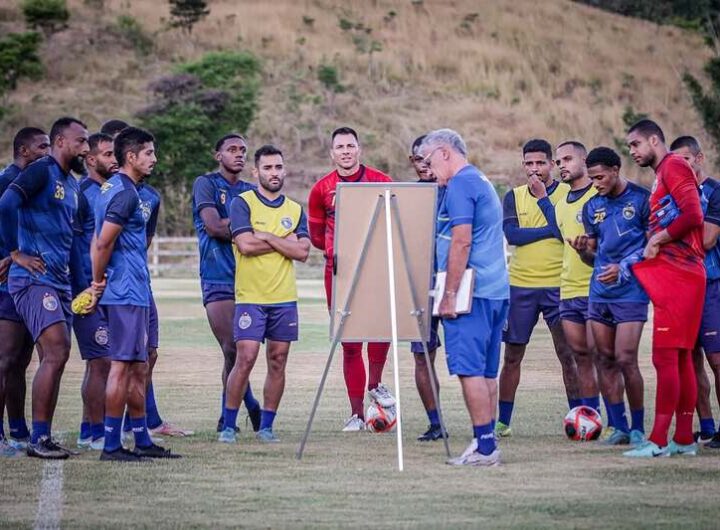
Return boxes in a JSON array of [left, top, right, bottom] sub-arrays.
[[281, 217, 293, 230], [593, 208, 606, 224], [94, 327, 109, 346], [42, 293, 58, 311], [140, 200, 152, 222], [220, 192, 227, 205], [238, 312, 252, 330], [575, 210, 583, 223], [622, 203, 636, 220], [54, 182, 65, 200]]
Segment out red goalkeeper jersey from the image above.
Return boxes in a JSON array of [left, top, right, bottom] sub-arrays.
[[307, 165, 392, 260]]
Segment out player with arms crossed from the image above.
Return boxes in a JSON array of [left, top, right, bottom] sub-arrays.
[[219, 145, 310, 443], [192, 134, 261, 433], [308, 127, 395, 431]]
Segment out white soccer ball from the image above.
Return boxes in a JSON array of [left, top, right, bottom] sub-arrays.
[[563, 405, 603, 441], [366, 402, 397, 433]]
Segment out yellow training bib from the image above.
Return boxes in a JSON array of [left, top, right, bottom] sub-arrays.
[[555, 185, 596, 299]]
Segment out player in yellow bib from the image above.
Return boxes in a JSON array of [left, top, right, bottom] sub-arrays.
[[497, 139, 581, 437], [219, 145, 310, 444]]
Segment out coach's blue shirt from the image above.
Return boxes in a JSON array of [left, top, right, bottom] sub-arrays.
[[436, 164, 509, 300], [6, 156, 79, 292], [192, 172, 255, 284], [75, 177, 104, 293], [95, 173, 150, 307], [701, 177, 720, 281], [583, 181, 650, 303]]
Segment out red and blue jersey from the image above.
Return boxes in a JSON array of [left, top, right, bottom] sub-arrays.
[[700, 177, 720, 280]]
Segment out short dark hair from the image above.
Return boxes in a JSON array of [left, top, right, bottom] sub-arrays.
[[13, 127, 46, 158], [586, 146, 621, 169], [411, 135, 426, 155], [49, 117, 87, 144], [627, 119, 665, 143], [254, 144, 283, 166], [522, 138, 552, 160], [88, 132, 113, 154], [557, 140, 587, 155], [100, 119, 130, 137], [114, 127, 155, 167], [215, 133, 246, 152], [670, 135, 701, 155], [331, 127, 359, 144]]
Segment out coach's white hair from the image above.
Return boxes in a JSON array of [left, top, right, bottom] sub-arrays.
[[421, 128, 467, 157]]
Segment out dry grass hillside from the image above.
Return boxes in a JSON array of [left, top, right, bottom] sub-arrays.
[[0, 0, 714, 214]]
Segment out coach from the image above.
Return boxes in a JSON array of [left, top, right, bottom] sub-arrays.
[[419, 129, 509, 467]]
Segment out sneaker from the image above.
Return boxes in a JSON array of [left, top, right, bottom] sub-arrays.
[[705, 432, 720, 449], [133, 443, 182, 459], [256, 428, 280, 443], [447, 448, 501, 467], [417, 424, 448, 442], [217, 418, 240, 433], [149, 422, 194, 437], [100, 447, 144, 462], [694, 431, 715, 443], [342, 414, 366, 432], [8, 436, 30, 450], [368, 383, 396, 408], [668, 440, 698, 456], [603, 429, 630, 446], [77, 436, 93, 449], [247, 407, 261, 432], [0, 437, 22, 458], [623, 441, 669, 458], [629, 430, 646, 447], [600, 426, 615, 441], [89, 437, 105, 451], [27, 436, 70, 460], [494, 421, 512, 438], [218, 427, 237, 444]]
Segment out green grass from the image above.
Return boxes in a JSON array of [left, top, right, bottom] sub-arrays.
[[1, 279, 719, 528]]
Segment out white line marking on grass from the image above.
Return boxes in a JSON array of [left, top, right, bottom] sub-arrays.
[[34, 461, 64, 530]]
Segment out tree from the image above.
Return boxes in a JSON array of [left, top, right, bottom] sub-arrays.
[[0, 32, 43, 101], [21, 0, 70, 36], [685, 58, 720, 152], [168, 0, 210, 33]]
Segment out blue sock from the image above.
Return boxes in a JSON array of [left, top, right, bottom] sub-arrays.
[[130, 416, 153, 448], [630, 408, 644, 433], [427, 409, 440, 427], [473, 423, 496, 456], [91, 423, 105, 441], [498, 400, 514, 426], [609, 402, 629, 433], [79, 421, 92, 440], [491, 419, 496, 431], [260, 410, 276, 431], [602, 396, 615, 428], [31, 421, 50, 444], [220, 391, 226, 422], [145, 382, 163, 429], [103, 416, 122, 452], [243, 385, 260, 411], [122, 411, 131, 432], [584, 396, 600, 413], [9, 417, 29, 439], [568, 398, 583, 410], [700, 417, 716, 435], [223, 407, 239, 431]]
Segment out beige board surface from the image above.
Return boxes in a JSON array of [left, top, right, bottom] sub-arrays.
[[330, 183, 437, 341]]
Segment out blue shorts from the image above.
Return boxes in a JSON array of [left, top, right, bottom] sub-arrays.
[[0, 290, 22, 323], [105, 305, 149, 362], [588, 301, 648, 327], [699, 279, 720, 354], [559, 297, 589, 325], [411, 316, 442, 354], [233, 303, 299, 342], [72, 306, 109, 361], [148, 293, 159, 349], [9, 280, 72, 341], [202, 281, 235, 307], [442, 298, 509, 378], [503, 286, 560, 344]]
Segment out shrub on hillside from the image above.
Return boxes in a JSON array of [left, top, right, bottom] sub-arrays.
[[21, 0, 69, 35], [0, 32, 43, 100], [168, 0, 210, 34], [685, 58, 720, 153], [114, 14, 153, 56]]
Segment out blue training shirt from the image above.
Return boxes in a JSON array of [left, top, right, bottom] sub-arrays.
[[95, 173, 150, 307], [582, 181, 650, 303], [192, 172, 255, 284], [75, 177, 103, 294], [138, 182, 161, 242], [700, 177, 720, 281], [436, 164, 509, 300], [0, 164, 21, 293]]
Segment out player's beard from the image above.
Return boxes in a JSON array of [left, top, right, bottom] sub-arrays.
[[260, 176, 283, 193], [69, 156, 86, 174]]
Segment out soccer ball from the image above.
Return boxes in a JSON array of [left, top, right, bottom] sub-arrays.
[[563, 406, 602, 441], [366, 402, 397, 433]]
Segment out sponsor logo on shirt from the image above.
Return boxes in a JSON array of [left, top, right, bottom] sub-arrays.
[[42, 293, 58, 311], [238, 312, 252, 330], [622, 204, 636, 220]]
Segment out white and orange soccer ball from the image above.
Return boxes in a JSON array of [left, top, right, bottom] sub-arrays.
[[563, 405, 603, 441], [366, 402, 397, 433]]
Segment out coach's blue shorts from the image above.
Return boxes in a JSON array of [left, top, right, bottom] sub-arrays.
[[234, 303, 299, 342], [72, 306, 109, 360], [588, 301, 648, 327], [105, 305, 149, 362], [442, 297, 509, 378], [559, 296, 589, 325], [9, 279, 72, 341], [503, 286, 560, 344], [699, 279, 720, 354], [148, 293, 159, 349], [0, 290, 22, 323], [411, 316, 442, 354], [201, 281, 235, 307]]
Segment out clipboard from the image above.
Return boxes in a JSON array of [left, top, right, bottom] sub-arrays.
[[432, 269, 475, 316]]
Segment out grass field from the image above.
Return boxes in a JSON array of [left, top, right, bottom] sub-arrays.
[[1, 279, 720, 529]]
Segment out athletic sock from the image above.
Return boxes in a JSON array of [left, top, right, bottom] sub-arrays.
[[584, 396, 601, 413], [568, 398, 583, 410], [609, 402, 629, 433], [491, 419, 496, 431], [103, 416, 122, 452], [31, 421, 50, 444], [9, 417, 30, 439], [145, 382, 163, 429], [350, 397, 364, 419], [648, 347, 680, 447], [630, 408, 645, 433], [220, 391, 226, 423], [243, 385, 260, 412], [498, 400, 514, 426], [130, 416, 153, 448], [79, 421, 92, 440], [367, 342, 389, 390], [260, 410, 276, 431], [673, 349, 697, 446], [342, 343, 366, 415], [602, 396, 615, 428], [473, 423, 496, 455], [91, 423, 105, 441], [427, 409, 440, 427], [700, 418, 715, 436], [223, 407, 239, 431]]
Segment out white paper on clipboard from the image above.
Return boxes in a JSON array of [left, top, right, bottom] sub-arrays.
[[432, 269, 475, 316]]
